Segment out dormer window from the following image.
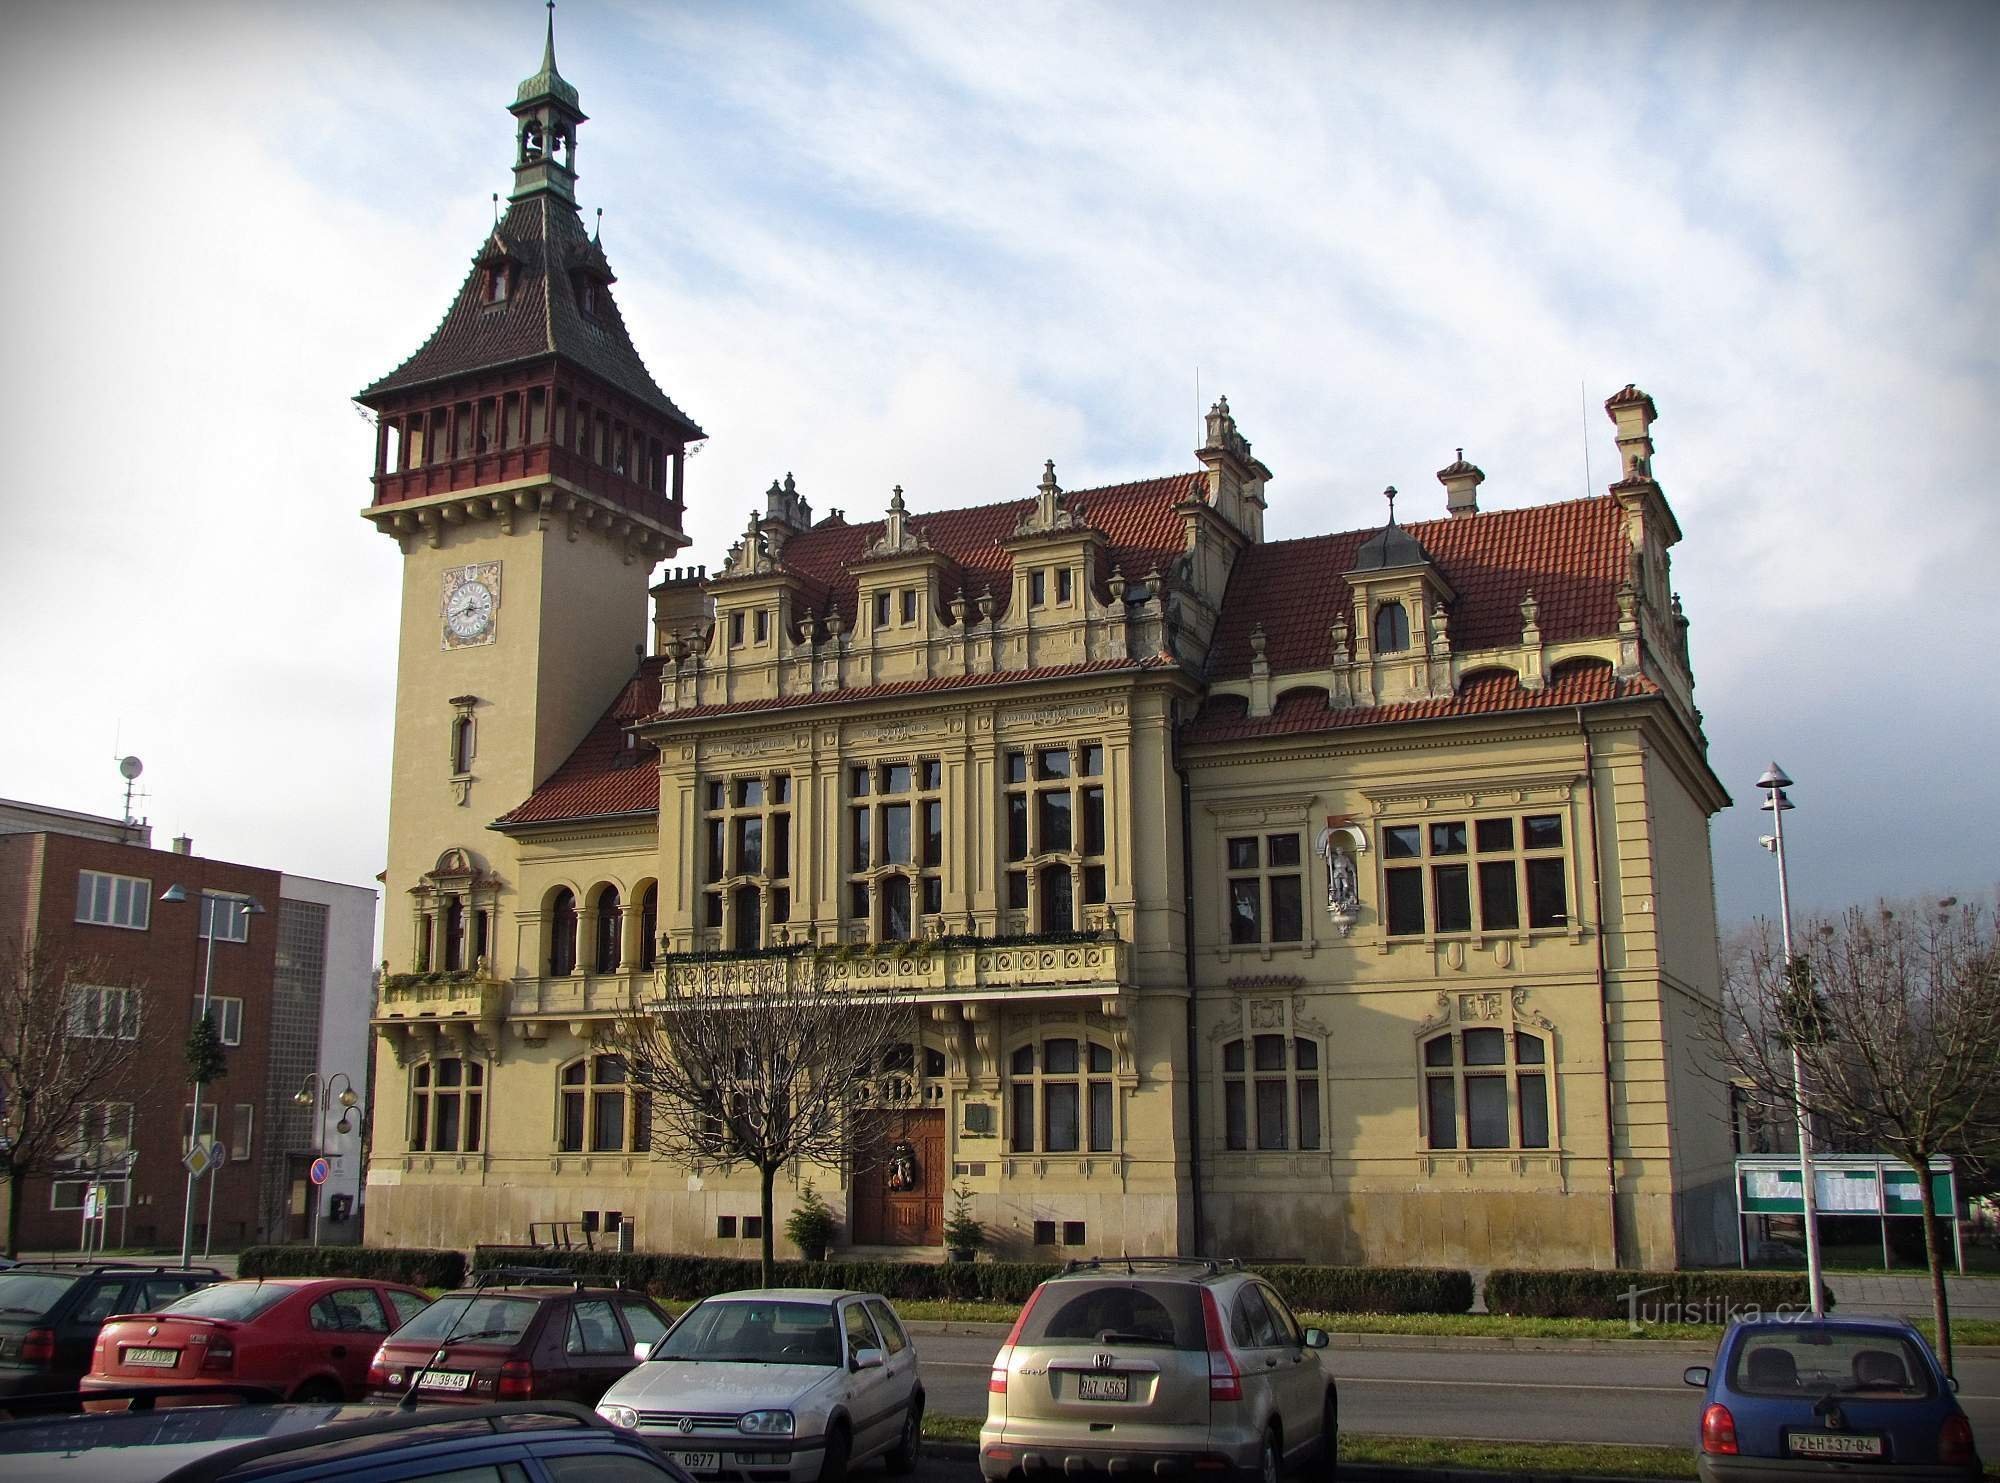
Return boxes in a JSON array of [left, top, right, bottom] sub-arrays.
[[579, 280, 598, 315], [729, 612, 745, 648], [481, 264, 511, 304], [900, 589, 917, 625], [1057, 569, 1074, 604], [755, 609, 770, 644], [873, 592, 892, 630], [1030, 570, 1047, 608], [1374, 601, 1411, 654]]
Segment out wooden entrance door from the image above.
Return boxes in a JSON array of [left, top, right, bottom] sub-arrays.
[[851, 1108, 945, 1246]]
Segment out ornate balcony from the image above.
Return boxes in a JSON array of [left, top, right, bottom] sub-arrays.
[[376, 970, 507, 1023], [657, 934, 1129, 1002]]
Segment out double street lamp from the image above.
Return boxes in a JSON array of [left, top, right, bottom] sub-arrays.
[[295, 1072, 359, 1246], [1756, 762, 1825, 1318], [160, 884, 265, 1269]]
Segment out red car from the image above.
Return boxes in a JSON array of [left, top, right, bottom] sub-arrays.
[[83, 1277, 431, 1403]]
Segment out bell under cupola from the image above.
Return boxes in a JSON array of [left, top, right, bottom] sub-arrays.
[[511, 4, 587, 205]]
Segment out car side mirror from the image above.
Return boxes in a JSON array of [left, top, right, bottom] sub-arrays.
[[1303, 1329, 1330, 1350], [1947, 1376, 1959, 1393], [1683, 1366, 1710, 1388], [634, 1341, 654, 1361], [852, 1347, 884, 1371]]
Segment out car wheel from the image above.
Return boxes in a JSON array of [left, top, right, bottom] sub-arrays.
[[818, 1420, 852, 1483], [291, 1379, 343, 1404], [885, 1395, 924, 1475], [1248, 1426, 1279, 1483], [1312, 1395, 1338, 1480]]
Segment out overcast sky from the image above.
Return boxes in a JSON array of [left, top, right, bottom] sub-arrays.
[[6, 0, 1995, 930]]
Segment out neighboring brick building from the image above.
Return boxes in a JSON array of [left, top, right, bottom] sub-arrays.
[[358, 23, 1738, 1271], [0, 806, 374, 1252]]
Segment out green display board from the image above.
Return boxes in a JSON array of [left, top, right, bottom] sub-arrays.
[[1736, 1158, 1955, 1217]]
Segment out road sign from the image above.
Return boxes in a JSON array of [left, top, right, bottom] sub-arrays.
[[309, 1156, 331, 1186], [183, 1142, 213, 1178]]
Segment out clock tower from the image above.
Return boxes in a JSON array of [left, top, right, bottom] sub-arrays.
[[358, 15, 700, 980]]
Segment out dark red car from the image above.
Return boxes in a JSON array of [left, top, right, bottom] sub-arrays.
[[83, 1277, 431, 1403], [367, 1280, 671, 1406]]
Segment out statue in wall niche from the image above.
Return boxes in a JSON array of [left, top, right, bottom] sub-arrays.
[[1318, 826, 1361, 934]]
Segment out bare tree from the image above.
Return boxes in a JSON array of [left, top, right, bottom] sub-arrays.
[[0, 939, 149, 1257], [614, 952, 916, 1284], [1717, 899, 2000, 1375]]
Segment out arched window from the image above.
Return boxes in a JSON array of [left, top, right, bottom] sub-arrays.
[[639, 883, 658, 970], [1373, 601, 1411, 654], [451, 716, 474, 775], [409, 1058, 484, 1153], [1222, 1036, 1320, 1151], [441, 897, 466, 972], [593, 886, 621, 972], [558, 1054, 645, 1154], [1007, 1038, 1114, 1154], [1422, 1027, 1550, 1150], [548, 889, 577, 976]]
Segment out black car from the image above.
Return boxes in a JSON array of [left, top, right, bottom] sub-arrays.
[[0, 1263, 223, 1403], [0, 1395, 696, 1483]]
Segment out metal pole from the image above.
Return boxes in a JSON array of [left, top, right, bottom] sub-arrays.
[[204, 1154, 218, 1260], [181, 901, 221, 1269], [311, 1080, 325, 1248], [1770, 794, 1826, 1317]]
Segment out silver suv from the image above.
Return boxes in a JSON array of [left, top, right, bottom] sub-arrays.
[[980, 1258, 1335, 1483]]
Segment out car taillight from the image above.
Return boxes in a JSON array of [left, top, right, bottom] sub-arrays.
[[991, 1285, 1045, 1395], [19, 1328, 55, 1366], [201, 1336, 236, 1373], [367, 1347, 390, 1389], [1939, 1414, 1975, 1466], [1199, 1290, 1241, 1403], [1700, 1404, 1738, 1455], [497, 1360, 534, 1400]]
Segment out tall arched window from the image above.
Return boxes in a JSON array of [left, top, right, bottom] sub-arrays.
[[593, 886, 621, 972], [451, 716, 474, 775], [1008, 1038, 1114, 1154], [548, 889, 578, 976], [732, 886, 762, 953], [1222, 1036, 1320, 1151], [558, 1054, 644, 1154], [1038, 865, 1074, 933], [409, 1058, 484, 1153], [442, 897, 466, 972], [639, 883, 658, 970], [1423, 1027, 1549, 1150], [1373, 601, 1411, 653]]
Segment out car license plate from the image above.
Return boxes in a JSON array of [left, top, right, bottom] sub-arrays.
[[669, 1452, 720, 1474], [123, 1347, 179, 1368], [1077, 1373, 1130, 1401], [421, 1370, 473, 1391], [1789, 1432, 1883, 1459]]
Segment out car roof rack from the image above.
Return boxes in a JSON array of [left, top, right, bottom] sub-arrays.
[[469, 1265, 625, 1292], [151, 1401, 611, 1483], [1058, 1256, 1243, 1277], [4, 1261, 225, 1276]]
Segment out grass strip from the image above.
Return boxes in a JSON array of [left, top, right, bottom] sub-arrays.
[[1340, 1433, 1697, 1479], [923, 1414, 983, 1444]]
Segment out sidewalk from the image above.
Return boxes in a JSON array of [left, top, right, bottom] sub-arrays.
[[1826, 1270, 2000, 1322]]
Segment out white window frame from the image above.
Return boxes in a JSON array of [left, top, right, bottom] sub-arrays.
[[193, 996, 244, 1046], [182, 1101, 219, 1154], [52, 1178, 130, 1211], [76, 871, 150, 930], [232, 1103, 255, 1161], [69, 984, 141, 1040], [199, 894, 254, 942]]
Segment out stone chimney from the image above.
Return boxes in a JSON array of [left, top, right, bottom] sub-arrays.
[[172, 835, 192, 855], [1604, 385, 1659, 481], [1435, 448, 1484, 517]]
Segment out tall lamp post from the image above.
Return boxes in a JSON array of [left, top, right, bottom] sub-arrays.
[[1757, 762, 1825, 1318], [160, 884, 265, 1269], [294, 1072, 358, 1246]]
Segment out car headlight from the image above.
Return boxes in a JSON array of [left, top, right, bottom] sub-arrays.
[[739, 1410, 795, 1435], [598, 1404, 639, 1430]]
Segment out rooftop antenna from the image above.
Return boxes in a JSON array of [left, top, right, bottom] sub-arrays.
[[116, 755, 144, 842], [1581, 378, 1592, 499]]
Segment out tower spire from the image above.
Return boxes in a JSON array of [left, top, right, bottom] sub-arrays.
[[510, 3, 587, 205]]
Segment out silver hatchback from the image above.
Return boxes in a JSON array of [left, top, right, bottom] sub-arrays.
[[980, 1259, 1336, 1483]]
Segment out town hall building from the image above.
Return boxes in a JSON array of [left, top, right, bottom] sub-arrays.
[[360, 24, 1736, 1270]]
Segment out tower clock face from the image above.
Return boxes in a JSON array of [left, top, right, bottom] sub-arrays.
[[441, 563, 501, 649]]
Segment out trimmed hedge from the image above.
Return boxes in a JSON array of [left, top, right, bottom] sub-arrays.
[[470, 1248, 1473, 1315], [1484, 1268, 1831, 1322], [239, 1244, 467, 1289]]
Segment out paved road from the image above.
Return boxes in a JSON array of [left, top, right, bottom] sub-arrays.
[[911, 1331, 2000, 1451]]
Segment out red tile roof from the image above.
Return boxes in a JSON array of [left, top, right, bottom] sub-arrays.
[[655, 657, 1168, 724], [1207, 496, 1629, 679], [1183, 659, 1655, 745], [767, 473, 1202, 629], [493, 660, 666, 828]]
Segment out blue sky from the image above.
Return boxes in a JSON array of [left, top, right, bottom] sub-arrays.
[[5, 0, 1996, 925]]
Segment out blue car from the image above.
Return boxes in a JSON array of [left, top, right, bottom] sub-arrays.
[[1683, 1313, 1981, 1481]]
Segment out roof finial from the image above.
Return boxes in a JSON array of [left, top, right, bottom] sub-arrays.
[[545, 0, 558, 71], [1384, 485, 1399, 524], [491, 192, 500, 226], [594, 206, 603, 244]]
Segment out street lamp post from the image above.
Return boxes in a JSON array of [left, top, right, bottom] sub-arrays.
[[1757, 762, 1825, 1318], [294, 1072, 358, 1246], [161, 885, 265, 1269]]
